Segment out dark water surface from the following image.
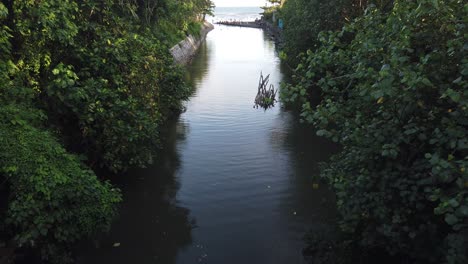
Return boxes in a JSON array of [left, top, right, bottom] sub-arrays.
[[78, 25, 338, 264]]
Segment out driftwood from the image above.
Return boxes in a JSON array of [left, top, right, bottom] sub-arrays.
[[254, 72, 277, 109]]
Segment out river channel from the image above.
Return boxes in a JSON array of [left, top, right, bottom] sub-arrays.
[[78, 25, 338, 264]]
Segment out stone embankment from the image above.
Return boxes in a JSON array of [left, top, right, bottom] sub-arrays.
[[170, 21, 214, 65]]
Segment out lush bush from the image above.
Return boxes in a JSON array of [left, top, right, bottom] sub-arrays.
[[279, 0, 393, 64], [3, 0, 214, 173], [5, 0, 194, 172], [0, 105, 122, 263], [131, 0, 214, 45], [282, 0, 467, 262], [48, 4, 190, 170], [261, 6, 278, 22]]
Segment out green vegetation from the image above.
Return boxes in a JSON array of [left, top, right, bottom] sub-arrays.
[[261, 0, 282, 24], [0, 0, 212, 262], [281, 0, 467, 263], [279, 0, 391, 64], [0, 105, 121, 263]]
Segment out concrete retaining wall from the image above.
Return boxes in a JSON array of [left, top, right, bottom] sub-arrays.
[[170, 21, 214, 65]]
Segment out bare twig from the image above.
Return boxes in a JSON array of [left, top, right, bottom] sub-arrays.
[[254, 72, 278, 110]]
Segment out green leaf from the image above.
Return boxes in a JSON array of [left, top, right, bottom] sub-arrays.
[[421, 78, 433, 87], [457, 206, 468, 217], [452, 77, 462, 84], [444, 214, 458, 225], [316, 130, 327, 137], [448, 199, 459, 208]]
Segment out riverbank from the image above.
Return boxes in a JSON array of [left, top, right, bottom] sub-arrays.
[[262, 20, 283, 48], [170, 21, 214, 65]]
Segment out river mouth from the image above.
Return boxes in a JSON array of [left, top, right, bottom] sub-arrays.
[[77, 25, 338, 264]]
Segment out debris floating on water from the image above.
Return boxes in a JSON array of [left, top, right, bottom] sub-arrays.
[[254, 72, 277, 110]]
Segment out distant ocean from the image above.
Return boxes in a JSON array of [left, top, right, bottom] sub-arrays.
[[208, 6, 264, 22]]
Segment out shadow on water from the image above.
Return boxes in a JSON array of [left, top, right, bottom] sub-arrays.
[[278, 113, 339, 222], [266, 109, 341, 263], [185, 40, 211, 88], [76, 117, 194, 264]]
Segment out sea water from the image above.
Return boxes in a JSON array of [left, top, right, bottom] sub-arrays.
[[209, 6, 264, 22]]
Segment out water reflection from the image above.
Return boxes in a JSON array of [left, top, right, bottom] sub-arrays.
[[275, 113, 340, 238], [77, 117, 194, 264], [185, 40, 211, 87]]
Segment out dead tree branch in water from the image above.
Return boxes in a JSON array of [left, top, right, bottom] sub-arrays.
[[254, 72, 278, 110]]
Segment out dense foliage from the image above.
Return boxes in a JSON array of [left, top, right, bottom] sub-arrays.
[[0, 0, 212, 262], [280, 0, 393, 63], [0, 105, 121, 263], [7, 0, 207, 172], [282, 0, 467, 262]]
